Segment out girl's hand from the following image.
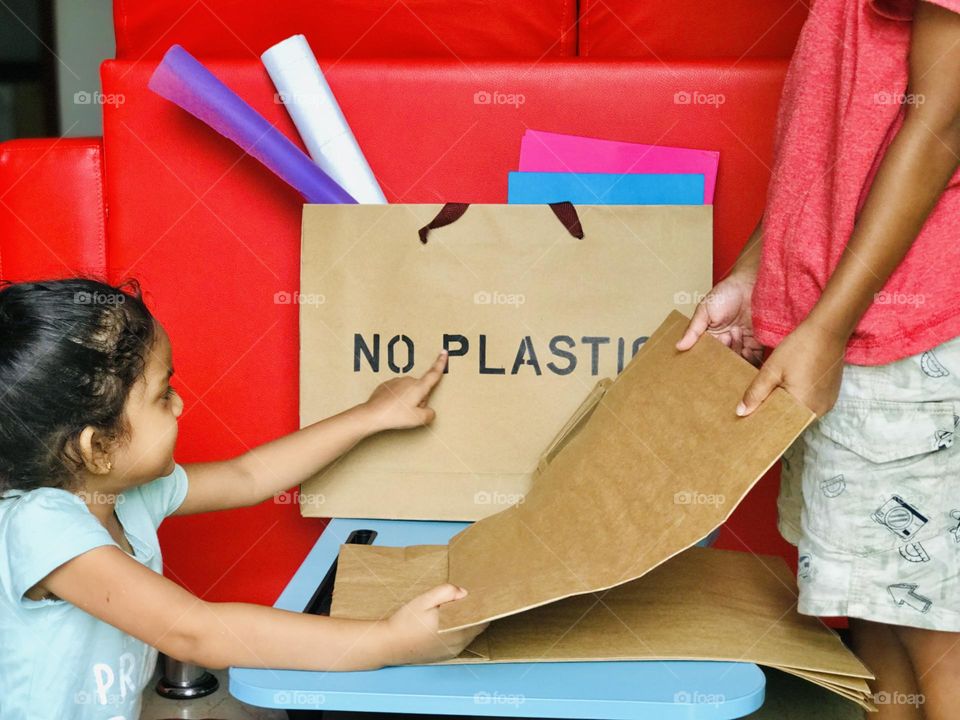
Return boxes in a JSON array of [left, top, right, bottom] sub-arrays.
[[675, 270, 764, 366], [362, 350, 448, 433], [382, 584, 489, 665], [737, 320, 846, 418]]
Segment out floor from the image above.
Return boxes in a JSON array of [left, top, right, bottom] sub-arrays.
[[140, 665, 867, 720]]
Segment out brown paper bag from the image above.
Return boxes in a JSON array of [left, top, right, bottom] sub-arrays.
[[299, 203, 712, 520]]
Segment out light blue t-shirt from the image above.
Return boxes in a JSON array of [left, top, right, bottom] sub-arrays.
[[0, 464, 189, 720]]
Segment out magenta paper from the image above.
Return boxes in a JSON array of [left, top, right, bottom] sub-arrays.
[[519, 130, 718, 203]]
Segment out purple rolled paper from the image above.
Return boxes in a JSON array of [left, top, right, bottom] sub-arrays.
[[148, 45, 356, 204]]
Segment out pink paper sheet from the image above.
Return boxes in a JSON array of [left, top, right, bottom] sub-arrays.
[[519, 129, 718, 204]]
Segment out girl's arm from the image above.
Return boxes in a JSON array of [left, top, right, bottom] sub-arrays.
[[739, 2, 960, 416], [174, 350, 448, 515], [39, 543, 483, 671]]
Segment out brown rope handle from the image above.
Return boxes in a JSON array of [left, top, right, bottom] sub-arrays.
[[418, 202, 584, 244]]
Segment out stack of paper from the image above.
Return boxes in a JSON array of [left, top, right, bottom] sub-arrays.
[[510, 129, 719, 205]]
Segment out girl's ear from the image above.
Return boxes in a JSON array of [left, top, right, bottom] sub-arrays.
[[77, 426, 114, 475]]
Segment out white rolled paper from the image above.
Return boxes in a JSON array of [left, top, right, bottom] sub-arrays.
[[262, 34, 387, 204]]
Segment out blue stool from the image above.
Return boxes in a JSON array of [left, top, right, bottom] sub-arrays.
[[229, 518, 763, 719]]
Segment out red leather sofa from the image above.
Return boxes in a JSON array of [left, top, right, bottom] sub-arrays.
[[0, 1, 807, 606]]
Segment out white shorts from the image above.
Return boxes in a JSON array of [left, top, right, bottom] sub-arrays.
[[778, 333, 960, 631]]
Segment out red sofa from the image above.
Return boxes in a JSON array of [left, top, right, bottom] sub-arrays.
[[0, 1, 805, 606]]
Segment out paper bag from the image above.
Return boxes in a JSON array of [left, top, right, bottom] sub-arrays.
[[300, 203, 712, 520]]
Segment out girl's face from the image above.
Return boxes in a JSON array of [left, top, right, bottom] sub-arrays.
[[109, 323, 183, 486]]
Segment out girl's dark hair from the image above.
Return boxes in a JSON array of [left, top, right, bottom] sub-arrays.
[[0, 278, 156, 493]]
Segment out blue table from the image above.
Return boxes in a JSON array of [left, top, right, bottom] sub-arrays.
[[229, 518, 765, 719]]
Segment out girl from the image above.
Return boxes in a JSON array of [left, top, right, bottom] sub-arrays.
[[0, 278, 485, 720], [679, 1, 960, 718]]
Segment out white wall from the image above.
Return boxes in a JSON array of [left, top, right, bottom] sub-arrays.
[[55, 0, 115, 137]]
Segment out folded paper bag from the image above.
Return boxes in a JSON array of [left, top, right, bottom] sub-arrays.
[[332, 545, 875, 709]]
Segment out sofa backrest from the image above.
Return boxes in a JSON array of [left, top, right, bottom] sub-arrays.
[[579, 0, 808, 59], [112, 0, 578, 60], [112, 0, 809, 63]]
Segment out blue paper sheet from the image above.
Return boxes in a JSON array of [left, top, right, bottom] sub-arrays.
[[508, 171, 704, 205]]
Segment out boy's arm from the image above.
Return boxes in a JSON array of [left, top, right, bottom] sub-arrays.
[[174, 351, 448, 514], [739, 2, 960, 416], [806, 2, 960, 340], [733, 215, 764, 277], [675, 216, 765, 362]]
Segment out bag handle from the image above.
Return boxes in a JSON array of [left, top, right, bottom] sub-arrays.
[[418, 201, 584, 244], [536, 379, 611, 475]]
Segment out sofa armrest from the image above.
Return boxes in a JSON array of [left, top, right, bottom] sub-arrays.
[[0, 138, 107, 281]]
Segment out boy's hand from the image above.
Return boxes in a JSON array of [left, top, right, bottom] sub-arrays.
[[736, 320, 846, 418], [675, 271, 763, 366], [382, 584, 489, 665], [362, 350, 448, 432]]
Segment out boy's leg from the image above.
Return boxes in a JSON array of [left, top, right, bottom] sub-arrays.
[[894, 624, 960, 720], [849, 618, 922, 719], [777, 334, 960, 718]]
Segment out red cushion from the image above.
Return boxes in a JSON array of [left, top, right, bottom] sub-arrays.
[[0, 138, 106, 281], [101, 57, 790, 603], [113, 0, 576, 60], [579, 0, 808, 59]]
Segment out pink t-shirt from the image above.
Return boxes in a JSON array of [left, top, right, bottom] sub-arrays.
[[752, 0, 960, 365]]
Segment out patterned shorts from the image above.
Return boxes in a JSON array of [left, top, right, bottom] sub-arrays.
[[778, 333, 960, 631]]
